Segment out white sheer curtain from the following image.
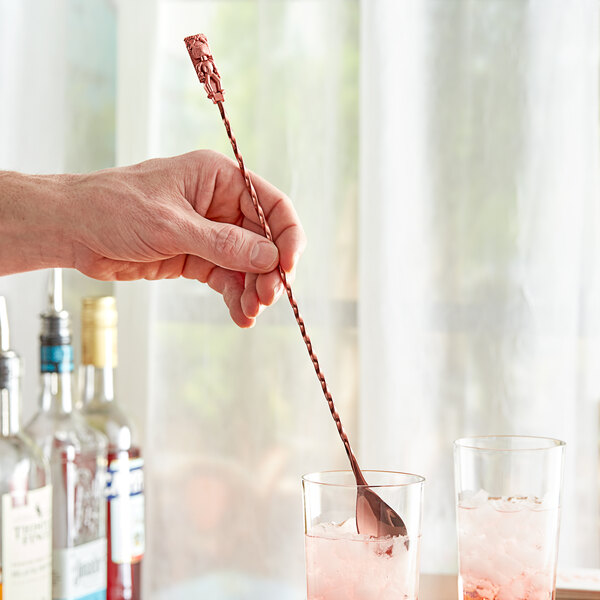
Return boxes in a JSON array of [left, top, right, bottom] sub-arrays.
[[360, 0, 600, 572], [1, 0, 600, 598], [0, 0, 66, 418]]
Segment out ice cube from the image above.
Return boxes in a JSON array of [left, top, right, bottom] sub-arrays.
[[460, 488, 489, 509]]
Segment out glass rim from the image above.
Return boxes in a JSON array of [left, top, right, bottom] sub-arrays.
[[301, 469, 425, 489], [454, 435, 566, 452]]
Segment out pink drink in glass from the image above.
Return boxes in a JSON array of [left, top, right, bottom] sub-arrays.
[[457, 491, 560, 600], [303, 471, 424, 600], [305, 519, 419, 600]]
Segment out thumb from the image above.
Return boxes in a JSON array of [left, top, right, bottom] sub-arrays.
[[183, 216, 279, 273]]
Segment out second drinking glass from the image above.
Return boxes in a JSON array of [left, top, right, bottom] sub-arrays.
[[454, 435, 566, 600]]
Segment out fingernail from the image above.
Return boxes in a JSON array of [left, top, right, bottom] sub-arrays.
[[251, 242, 278, 269]]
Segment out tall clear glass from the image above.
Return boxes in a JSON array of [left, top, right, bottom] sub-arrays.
[[454, 436, 565, 600], [302, 470, 424, 600]]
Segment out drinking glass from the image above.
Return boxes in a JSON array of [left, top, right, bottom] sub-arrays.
[[302, 470, 424, 600], [454, 436, 566, 600]]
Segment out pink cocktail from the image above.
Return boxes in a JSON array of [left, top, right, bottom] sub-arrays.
[[457, 492, 559, 600], [302, 471, 424, 600], [454, 437, 565, 600]]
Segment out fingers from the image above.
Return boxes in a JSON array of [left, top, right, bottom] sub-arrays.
[[77, 249, 284, 328], [241, 269, 287, 320], [182, 150, 306, 275], [241, 172, 307, 273], [206, 267, 255, 328], [177, 255, 253, 327], [241, 273, 261, 319], [178, 215, 280, 275], [256, 270, 284, 305], [179, 256, 282, 328], [203, 153, 306, 273], [269, 221, 306, 273], [74, 254, 186, 282]]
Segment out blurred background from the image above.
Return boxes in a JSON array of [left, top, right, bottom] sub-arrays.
[[1, 0, 600, 598]]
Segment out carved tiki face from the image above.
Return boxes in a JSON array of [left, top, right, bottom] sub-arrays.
[[189, 34, 211, 61]]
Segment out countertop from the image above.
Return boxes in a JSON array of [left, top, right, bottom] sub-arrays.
[[421, 574, 458, 600]]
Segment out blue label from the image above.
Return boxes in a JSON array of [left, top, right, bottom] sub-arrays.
[[41, 345, 74, 373], [106, 458, 144, 501], [69, 592, 105, 600], [56, 592, 106, 600]]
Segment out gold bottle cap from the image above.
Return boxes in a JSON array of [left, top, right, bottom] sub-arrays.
[[81, 296, 117, 367]]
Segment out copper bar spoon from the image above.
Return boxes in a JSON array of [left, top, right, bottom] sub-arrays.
[[184, 33, 406, 539]]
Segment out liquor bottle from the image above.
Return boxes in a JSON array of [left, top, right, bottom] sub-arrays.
[[26, 269, 108, 600], [0, 296, 52, 599], [80, 297, 144, 600]]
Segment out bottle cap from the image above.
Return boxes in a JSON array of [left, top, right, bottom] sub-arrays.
[[0, 296, 21, 389], [81, 296, 117, 328], [81, 296, 117, 367], [40, 269, 73, 374]]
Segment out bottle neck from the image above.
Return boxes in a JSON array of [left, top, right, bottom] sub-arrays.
[[40, 343, 74, 414], [82, 364, 115, 404], [0, 352, 20, 436], [0, 387, 20, 436], [40, 371, 73, 413]]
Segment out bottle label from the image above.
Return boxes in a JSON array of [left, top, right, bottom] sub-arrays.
[[41, 345, 74, 373], [106, 456, 144, 564], [52, 538, 107, 600], [1, 484, 52, 600]]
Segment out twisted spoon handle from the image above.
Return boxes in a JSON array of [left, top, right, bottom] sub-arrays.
[[184, 33, 361, 477]]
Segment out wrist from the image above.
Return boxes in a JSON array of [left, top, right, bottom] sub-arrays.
[[0, 171, 76, 275]]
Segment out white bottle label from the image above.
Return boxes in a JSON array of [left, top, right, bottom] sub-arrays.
[[1, 484, 52, 600], [52, 538, 107, 600], [106, 457, 144, 564]]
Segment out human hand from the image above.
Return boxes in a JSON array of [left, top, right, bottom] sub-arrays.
[[0, 151, 306, 327], [71, 150, 306, 327]]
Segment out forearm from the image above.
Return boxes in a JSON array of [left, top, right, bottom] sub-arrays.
[[0, 171, 76, 276]]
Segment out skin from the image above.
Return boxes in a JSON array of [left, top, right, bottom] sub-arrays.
[[0, 150, 306, 327]]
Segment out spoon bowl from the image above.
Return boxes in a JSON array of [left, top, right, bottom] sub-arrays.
[[351, 460, 408, 539]]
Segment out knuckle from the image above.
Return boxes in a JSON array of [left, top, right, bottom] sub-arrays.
[[212, 225, 245, 258]]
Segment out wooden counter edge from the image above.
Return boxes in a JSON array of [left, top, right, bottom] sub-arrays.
[[421, 574, 458, 600]]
